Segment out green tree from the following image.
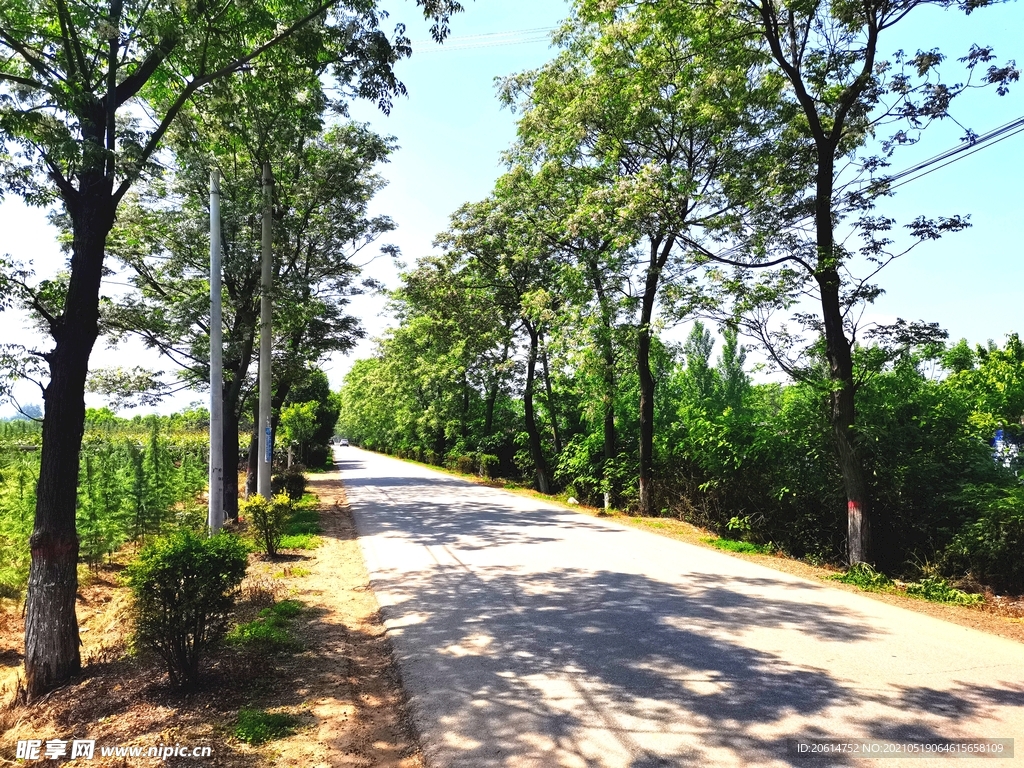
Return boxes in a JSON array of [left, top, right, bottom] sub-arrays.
[[108, 112, 393, 512], [504, 1, 781, 513], [437, 173, 566, 491], [281, 368, 342, 467], [0, 0, 461, 698], [700, 0, 1019, 564]]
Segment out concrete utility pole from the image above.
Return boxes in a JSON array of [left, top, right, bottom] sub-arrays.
[[257, 162, 274, 498], [208, 169, 224, 533]]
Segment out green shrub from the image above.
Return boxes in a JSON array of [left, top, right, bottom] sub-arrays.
[[235, 709, 300, 745], [124, 530, 248, 688], [241, 493, 292, 557], [0, 580, 22, 602], [942, 485, 1024, 594], [271, 465, 307, 501], [906, 576, 983, 605], [829, 562, 893, 591], [453, 455, 475, 474], [479, 454, 499, 478]]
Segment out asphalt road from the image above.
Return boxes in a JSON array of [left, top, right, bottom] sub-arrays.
[[337, 447, 1024, 768]]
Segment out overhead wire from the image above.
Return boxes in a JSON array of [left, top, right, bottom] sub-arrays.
[[881, 115, 1024, 191], [409, 26, 556, 52]]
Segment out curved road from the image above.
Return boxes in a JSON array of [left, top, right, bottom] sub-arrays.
[[338, 447, 1024, 767]]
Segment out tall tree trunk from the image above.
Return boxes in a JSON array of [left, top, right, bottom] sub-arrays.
[[483, 383, 499, 438], [483, 341, 510, 438], [815, 155, 870, 564], [225, 323, 256, 510], [587, 256, 617, 510], [221, 408, 240, 518], [540, 341, 562, 455], [756, 4, 876, 564], [461, 373, 471, 440], [245, 425, 258, 500], [637, 236, 672, 516], [25, 192, 115, 698], [246, 375, 293, 495], [432, 426, 446, 464], [524, 324, 550, 493]]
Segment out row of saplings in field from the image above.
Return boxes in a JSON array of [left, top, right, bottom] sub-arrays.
[[122, 472, 321, 744]]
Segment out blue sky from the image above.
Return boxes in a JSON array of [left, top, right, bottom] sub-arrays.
[[1, 0, 1022, 413]]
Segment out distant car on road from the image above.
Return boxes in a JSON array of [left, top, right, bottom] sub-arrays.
[[338, 438, 349, 447]]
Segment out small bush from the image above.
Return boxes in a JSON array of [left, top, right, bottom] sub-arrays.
[[239, 575, 284, 608], [452, 454, 475, 474], [906, 576, 983, 605], [829, 562, 893, 591], [242, 493, 293, 557], [0, 580, 22, 602], [235, 709, 300, 745], [271, 465, 307, 501], [124, 530, 248, 688], [479, 454, 499, 478]]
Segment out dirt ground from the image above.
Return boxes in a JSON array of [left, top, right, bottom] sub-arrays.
[[0, 474, 423, 767]]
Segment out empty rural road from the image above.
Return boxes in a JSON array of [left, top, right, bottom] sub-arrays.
[[338, 447, 1024, 767]]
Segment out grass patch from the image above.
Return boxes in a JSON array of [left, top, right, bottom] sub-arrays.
[[284, 521, 322, 535], [702, 537, 773, 555], [284, 508, 322, 536], [828, 562, 893, 591], [294, 492, 319, 510], [235, 708, 301, 745], [278, 533, 322, 550], [829, 566, 983, 605], [267, 599, 303, 618], [278, 501, 323, 543], [227, 600, 304, 653], [906, 576, 983, 605]]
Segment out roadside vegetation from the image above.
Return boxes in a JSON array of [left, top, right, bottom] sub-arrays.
[[0, 410, 210, 602], [337, 0, 1023, 597], [2, 474, 425, 764], [341, 315, 1024, 596], [1, 0, 1022, 701]]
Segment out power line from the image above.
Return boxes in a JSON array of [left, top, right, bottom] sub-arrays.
[[410, 26, 556, 52], [883, 115, 1024, 191]]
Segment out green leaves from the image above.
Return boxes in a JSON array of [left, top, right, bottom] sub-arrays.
[[124, 528, 249, 688]]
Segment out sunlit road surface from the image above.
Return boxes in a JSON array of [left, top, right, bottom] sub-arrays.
[[336, 447, 1024, 768]]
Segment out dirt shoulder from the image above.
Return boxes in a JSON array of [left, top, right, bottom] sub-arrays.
[[0, 473, 422, 767], [381, 453, 1024, 646]]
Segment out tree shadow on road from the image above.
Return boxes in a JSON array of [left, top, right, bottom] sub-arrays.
[[340, 454, 1024, 767]]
